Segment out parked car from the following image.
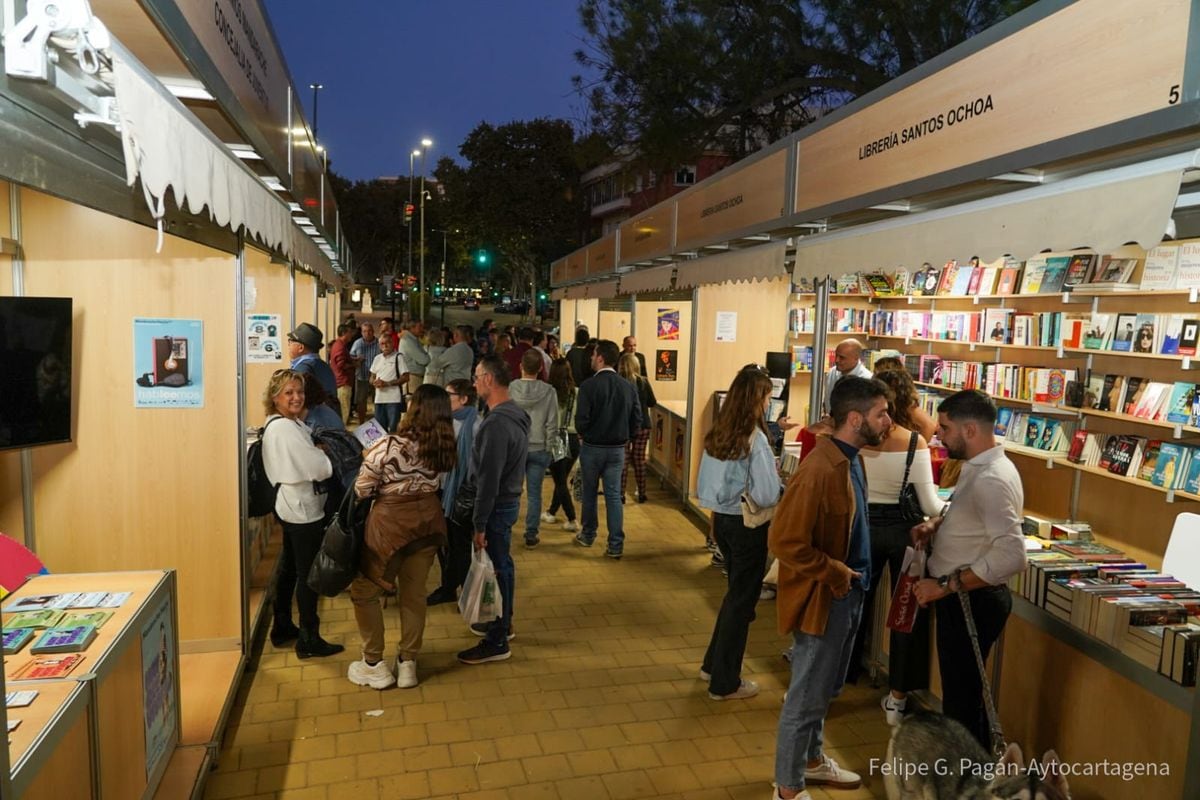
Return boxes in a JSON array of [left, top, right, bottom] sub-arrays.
[[463, 297, 480, 310]]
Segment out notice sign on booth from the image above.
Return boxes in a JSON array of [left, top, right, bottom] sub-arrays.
[[246, 313, 284, 363], [716, 311, 738, 342], [133, 318, 204, 408]]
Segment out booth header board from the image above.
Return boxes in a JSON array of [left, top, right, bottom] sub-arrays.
[[586, 234, 617, 276], [794, 0, 1193, 216], [619, 206, 674, 265], [676, 147, 788, 251], [565, 250, 587, 282], [550, 258, 567, 286]]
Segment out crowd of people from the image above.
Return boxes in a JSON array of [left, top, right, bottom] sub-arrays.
[[260, 318, 1028, 800]]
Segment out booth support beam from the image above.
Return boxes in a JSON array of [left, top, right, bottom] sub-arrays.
[[9, 181, 36, 553], [235, 237, 251, 656]]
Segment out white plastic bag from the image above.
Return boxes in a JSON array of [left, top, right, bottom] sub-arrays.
[[458, 548, 503, 625]]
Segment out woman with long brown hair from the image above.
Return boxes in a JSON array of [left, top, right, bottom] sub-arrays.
[[618, 352, 656, 502], [543, 358, 579, 531], [347, 384, 456, 690], [696, 365, 783, 700]]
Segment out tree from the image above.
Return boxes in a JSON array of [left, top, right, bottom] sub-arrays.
[[574, 0, 1034, 170], [435, 119, 585, 301]]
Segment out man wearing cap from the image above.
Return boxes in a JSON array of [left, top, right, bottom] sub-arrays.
[[289, 323, 337, 398]]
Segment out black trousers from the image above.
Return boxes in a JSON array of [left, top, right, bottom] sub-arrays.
[[935, 585, 1011, 749], [276, 518, 326, 630], [547, 433, 580, 521], [437, 516, 474, 594], [848, 505, 931, 692], [702, 512, 769, 696]]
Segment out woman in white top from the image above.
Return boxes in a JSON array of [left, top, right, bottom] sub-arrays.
[[856, 366, 945, 724], [261, 369, 344, 659], [370, 333, 408, 432]]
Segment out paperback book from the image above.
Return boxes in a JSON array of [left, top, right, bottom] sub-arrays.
[[5, 610, 64, 629], [30, 624, 99, 655], [2, 628, 35, 655], [10, 653, 86, 680]]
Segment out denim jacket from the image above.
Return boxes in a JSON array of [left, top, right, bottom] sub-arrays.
[[697, 429, 781, 515]]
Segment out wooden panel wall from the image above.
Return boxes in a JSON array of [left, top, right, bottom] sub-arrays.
[[572, 299, 600, 338], [598, 310, 631, 343], [295, 272, 317, 328], [16, 187, 240, 643], [689, 277, 790, 499], [0, 178, 11, 239], [20, 706, 93, 800], [244, 247, 292, 429], [635, 300, 691, 403], [97, 641, 152, 799]]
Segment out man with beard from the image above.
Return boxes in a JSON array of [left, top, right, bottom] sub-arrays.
[[770, 375, 890, 799], [912, 390, 1025, 749]]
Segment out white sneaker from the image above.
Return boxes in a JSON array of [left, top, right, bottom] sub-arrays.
[[699, 667, 711, 681], [804, 754, 861, 788], [881, 693, 906, 726], [347, 658, 396, 690], [562, 520, 579, 532], [709, 678, 759, 701], [759, 583, 777, 601], [395, 658, 418, 689], [540, 512, 557, 524], [771, 786, 811, 800]]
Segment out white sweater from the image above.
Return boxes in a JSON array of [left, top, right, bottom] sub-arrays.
[[262, 415, 332, 524], [860, 447, 944, 517]]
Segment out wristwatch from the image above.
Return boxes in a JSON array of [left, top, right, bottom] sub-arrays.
[[937, 573, 952, 591]]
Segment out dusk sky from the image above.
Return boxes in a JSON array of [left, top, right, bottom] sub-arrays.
[[264, 1, 596, 182]]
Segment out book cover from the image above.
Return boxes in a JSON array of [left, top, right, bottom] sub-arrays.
[[1180, 320, 1200, 357], [1139, 440, 1164, 482], [1022, 417, 1046, 448], [1037, 419, 1062, 451], [995, 406, 1014, 437], [57, 610, 114, 629], [1039, 256, 1071, 293], [1020, 256, 1048, 294], [983, 308, 1013, 344], [1063, 254, 1097, 287], [1123, 376, 1148, 416], [950, 264, 975, 295], [1083, 313, 1113, 349], [1166, 383, 1197, 425], [1107, 436, 1139, 476], [5, 610, 64, 629], [1140, 245, 1180, 290], [1067, 430, 1088, 463], [1162, 315, 1184, 355], [2, 628, 35, 655], [1184, 455, 1200, 494], [891, 268, 910, 295], [935, 261, 958, 295], [1092, 257, 1139, 285], [996, 266, 1021, 295], [1153, 443, 1187, 488], [10, 653, 86, 680], [915, 265, 941, 296], [1100, 374, 1125, 413], [1132, 313, 1157, 354], [30, 624, 98, 654], [966, 264, 984, 295], [1111, 313, 1138, 352], [1176, 243, 1200, 289], [1083, 373, 1106, 409], [863, 273, 894, 296], [2, 595, 62, 613]]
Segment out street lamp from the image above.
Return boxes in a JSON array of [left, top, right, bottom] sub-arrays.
[[418, 137, 433, 321], [309, 83, 324, 141], [407, 148, 419, 286], [431, 228, 458, 326]]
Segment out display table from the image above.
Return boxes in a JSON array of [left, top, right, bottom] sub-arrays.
[[651, 401, 688, 490], [2, 570, 180, 800]]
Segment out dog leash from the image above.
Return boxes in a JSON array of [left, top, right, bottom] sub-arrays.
[[953, 567, 1007, 759]]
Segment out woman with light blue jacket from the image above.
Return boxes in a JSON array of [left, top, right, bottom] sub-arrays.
[[696, 365, 783, 700]]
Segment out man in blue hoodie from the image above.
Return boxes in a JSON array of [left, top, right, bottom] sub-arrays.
[[458, 355, 530, 665]]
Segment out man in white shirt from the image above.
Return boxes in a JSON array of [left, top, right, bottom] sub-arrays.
[[912, 390, 1026, 749], [369, 334, 409, 432], [821, 339, 873, 417]]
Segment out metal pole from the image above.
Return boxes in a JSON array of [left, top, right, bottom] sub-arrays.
[[419, 148, 427, 322], [10, 183, 35, 554], [407, 150, 415, 285], [440, 230, 447, 327], [309, 83, 323, 141]]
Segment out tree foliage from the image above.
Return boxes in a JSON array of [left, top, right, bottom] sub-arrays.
[[574, 0, 1035, 169]]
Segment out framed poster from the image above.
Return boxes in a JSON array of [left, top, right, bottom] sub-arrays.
[[655, 349, 677, 381], [657, 308, 680, 340], [133, 318, 204, 407], [141, 599, 177, 779], [246, 313, 284, 363]]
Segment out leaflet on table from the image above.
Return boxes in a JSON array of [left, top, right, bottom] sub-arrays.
[[5, 610, 64, 629], [3, 590, 132, 613], [6, 719, 20, 733], [5, 690, 38, 708], [10, 653, 86, 680], [2, 627, 35, 655], [31, 624, 99, 654]]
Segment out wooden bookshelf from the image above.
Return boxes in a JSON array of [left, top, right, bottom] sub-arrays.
[[1052, 458, 1200, 504], [867, 333, 1069, 353], [1056, 405, 1200, 437], [1063, 347, 1197, 364], [1003, 442, 1066, 464], [914, 381, 1035, 406]]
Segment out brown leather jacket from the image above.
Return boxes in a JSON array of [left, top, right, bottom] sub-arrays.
[[768, 435, 861, 637], [361, 492, 446, 589]]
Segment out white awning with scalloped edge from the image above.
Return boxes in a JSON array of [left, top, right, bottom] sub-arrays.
[[791, 151, 1199, 282], [676, 240, 788, 289], [584, 280, 619, 300], [618, 263, 675, 294]]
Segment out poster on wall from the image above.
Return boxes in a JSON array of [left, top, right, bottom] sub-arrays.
[[655, 350, 677, 382], [715, 311, 738, 342], [246, 314, 284, 363], [244, 277, 257, 311], [141, 599, 177, 779], [657, 308, 680, 340], [133, 318, 204, 408]]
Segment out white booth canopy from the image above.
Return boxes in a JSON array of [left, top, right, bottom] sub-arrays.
[[111, 51, 337, 284], [676, 240, 789, 289], [618, 263, 675, 294], [791, 150, 1200, 282], [584, 280, 619, 299]]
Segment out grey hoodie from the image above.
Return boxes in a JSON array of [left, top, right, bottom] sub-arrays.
[[470, 400, 530, 532], [509, 378, 560, 451]]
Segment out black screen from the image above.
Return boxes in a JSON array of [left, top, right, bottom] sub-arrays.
[[0, 297, 72, 450]]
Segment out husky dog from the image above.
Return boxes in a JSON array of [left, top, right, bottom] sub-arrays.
[[883, 712, 1070, 799]]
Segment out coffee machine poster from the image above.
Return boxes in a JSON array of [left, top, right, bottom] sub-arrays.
[[133, 318, 204, 408], [246, 314, 284, 363]]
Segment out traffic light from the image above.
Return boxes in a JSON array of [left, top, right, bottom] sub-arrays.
[[403, 202, 415, 225], [475, 249, 490, 267], [434, 285, 442, 296]]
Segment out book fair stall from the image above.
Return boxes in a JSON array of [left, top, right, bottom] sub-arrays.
[[0, 1, 347, 796], [551, 1, 1200, 795]]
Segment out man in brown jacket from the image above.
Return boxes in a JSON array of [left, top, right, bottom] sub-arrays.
[[769, 376, 891, 800]]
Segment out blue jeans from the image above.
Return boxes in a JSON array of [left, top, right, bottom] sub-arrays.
[[524, 449, 553, 543], [775, 584, 864, 792], [579, 444, 626, 552], [482, 501, 518, 648], [375, 402, 403, 433]]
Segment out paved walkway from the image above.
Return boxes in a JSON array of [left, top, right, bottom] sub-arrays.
[[203, 486, 891, 800]]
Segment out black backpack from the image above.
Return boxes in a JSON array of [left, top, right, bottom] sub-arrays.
[[247, 417, 281, 518]]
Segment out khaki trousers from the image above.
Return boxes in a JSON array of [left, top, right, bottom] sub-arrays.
[[350, 544, 437, 662], [336, 384, 353, 421]]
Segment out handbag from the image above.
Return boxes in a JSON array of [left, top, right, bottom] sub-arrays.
[[739, 457, 776, 528], [885, 545, 925, 633], [549, 392, 574, 463], [307, 485, 372, 597], [449, 476, 477, 530], [897, 430, 926, 524]]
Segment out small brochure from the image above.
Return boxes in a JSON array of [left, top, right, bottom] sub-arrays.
[[6, 719, 20, 733], [5, 690, 38, 708], [2, 595, 61, 613], [58, 610, 114, 629], [5, 610, 64, 629], [99, 592, 133, 608], [10, 653, 86, 680], [2, 628, 35, 655], [31, 624, 99, 654]]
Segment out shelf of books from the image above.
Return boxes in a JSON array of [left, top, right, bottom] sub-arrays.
[[2, 570, 180, 800]]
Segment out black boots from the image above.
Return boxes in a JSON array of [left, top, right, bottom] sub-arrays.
[[295, 627, 345, 659], [269, 618, 299, 647]]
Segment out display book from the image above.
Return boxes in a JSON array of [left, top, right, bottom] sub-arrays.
[[903, 353, 1077, 405], [2, 591, 128, 677], [831, 304, 1097, 348]]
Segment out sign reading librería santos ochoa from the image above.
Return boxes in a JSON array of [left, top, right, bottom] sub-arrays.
[[795, 0, 1191, 215]]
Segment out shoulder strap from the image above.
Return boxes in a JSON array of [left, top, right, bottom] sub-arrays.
[[900, 430, 918, 490]]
